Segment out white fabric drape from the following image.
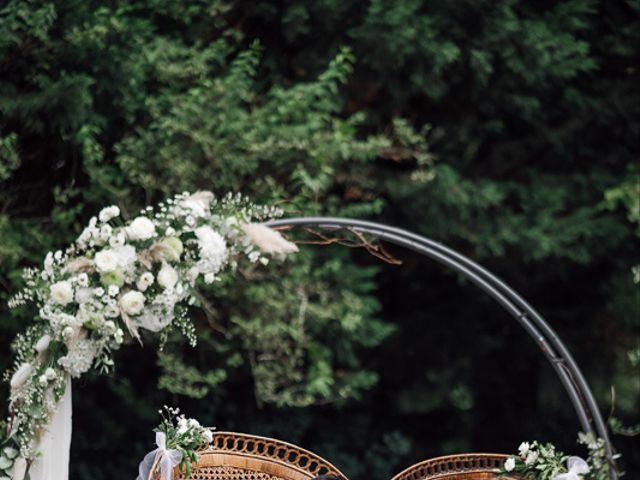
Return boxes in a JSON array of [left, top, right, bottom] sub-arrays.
[[29, 377, 72, 480], [136, 432, 183, 480]]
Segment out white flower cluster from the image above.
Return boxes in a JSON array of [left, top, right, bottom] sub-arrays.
[[501, 437, 610, 480], [4, 191, 296, 471], [175, 414, 214, 444], [138, 405, 213, 480], [503, 441, 548, 474], [140, 405, 215, 479]]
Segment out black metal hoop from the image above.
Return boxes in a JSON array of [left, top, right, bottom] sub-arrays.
[[266, 216, 617, 479]]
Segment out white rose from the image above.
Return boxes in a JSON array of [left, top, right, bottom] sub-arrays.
[[181, 191, 214, 217], [186, 266, 200, 283], [99, 224, 113, 240], [177, 417, 189, 434], [76, 226, 92, 245], [109, 232, 126, 248], [62, 326, 75, 340], [108, 285, 120, 296], [518, 442, 530, 457], [98, 205, 120, 223], [65, 313, 82, 329], [75, 287, 93, 304], [136, 272, 154, 292], [45, 368, 57, 381], [10, 363, 33, 391], [50, 281, 73, 305], [38, 374, 48, 385], [203, 429, 213, 443], [126, 217, 156, 240], [11, 457, 27, 480], [34, 334, 51, 354], [113, 244, 136, 267], [94, 249, 119, 272], [195, 226, 226, 259], [157, 263, 178, 289], [525, 451, 539, 466], [120, 290, 145, 315], [114, 328, 124, 344], [44, 252, 54, 271], [504, 457, 516, 472]]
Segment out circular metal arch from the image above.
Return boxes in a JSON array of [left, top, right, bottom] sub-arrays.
[[266, 217, 617, 479]]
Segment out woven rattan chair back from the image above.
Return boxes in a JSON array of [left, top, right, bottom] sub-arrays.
[[391, 454, 516, 480], [171, 431, 346, 480]]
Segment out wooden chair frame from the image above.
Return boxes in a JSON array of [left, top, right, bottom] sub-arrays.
[[391, 454, 513, 480], [155, 431, 346, 480]]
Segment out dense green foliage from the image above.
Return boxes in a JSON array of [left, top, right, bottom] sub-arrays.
[[0, 1, 638, 479]]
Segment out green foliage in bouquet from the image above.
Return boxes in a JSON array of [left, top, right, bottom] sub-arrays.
[[152, 406, 213, 479], [499, 433, 617, 480]]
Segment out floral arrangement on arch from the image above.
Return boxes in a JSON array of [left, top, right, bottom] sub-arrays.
[[499, 433, 617, 480], [1, 191, 298, 479]]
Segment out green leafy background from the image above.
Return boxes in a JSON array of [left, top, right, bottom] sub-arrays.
[[0, 1, 638, 478]]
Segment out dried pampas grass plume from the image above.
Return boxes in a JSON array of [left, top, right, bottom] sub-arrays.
[[242, 224, 298, 259], [63, 257, 95, 274]]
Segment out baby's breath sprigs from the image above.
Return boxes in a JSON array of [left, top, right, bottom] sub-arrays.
[[2, 191, 297, 476], [151, 406, 214, 479]]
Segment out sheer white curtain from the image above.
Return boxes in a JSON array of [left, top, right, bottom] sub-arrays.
[[29, 377, 72, 480]]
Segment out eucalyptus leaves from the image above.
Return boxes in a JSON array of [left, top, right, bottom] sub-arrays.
[[0, 446, 25, 480], [2, 192, 297, 479]]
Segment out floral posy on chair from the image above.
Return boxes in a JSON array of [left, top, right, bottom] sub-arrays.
[[137, 406, 213, 480], [499, 434, 616, 480]]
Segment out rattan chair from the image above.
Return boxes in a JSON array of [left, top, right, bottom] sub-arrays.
[[148, 433, 519, 480], [161, 431, 347, 480], [391, 454, 517, 480]]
